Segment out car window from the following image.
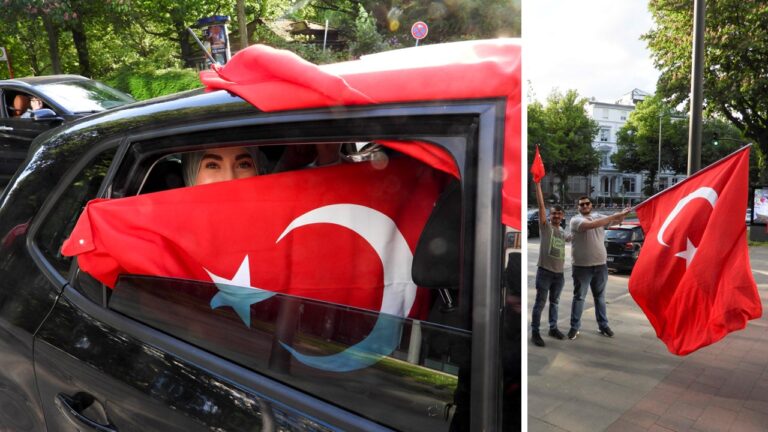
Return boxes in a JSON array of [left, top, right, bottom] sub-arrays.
[[94, 133, 471, 431], [36, 80, 134, 113], [605, 229, 632, 241], [36, 148, 116, 278], [632, 229, 644, 242]]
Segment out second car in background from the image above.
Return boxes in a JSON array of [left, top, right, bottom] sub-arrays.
[[605, 223, 645, 273]]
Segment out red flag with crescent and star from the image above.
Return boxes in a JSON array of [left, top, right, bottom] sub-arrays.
[[61, 157, 446, 321], [629, 147, 761, 355]]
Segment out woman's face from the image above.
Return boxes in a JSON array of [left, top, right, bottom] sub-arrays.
[[194, 147, 258, 185]]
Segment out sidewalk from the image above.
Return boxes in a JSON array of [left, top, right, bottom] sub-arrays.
[[527, 242, 768, 432]]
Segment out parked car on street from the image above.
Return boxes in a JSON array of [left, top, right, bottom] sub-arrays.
[[605, 223, 645, 273], [0, 75, 135, 185], [0, 40, 520, 431]]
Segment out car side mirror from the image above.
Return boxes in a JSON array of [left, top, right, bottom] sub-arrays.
[[32, 108, 64, 123]]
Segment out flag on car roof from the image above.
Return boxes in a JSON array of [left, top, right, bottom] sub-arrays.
[[530, 145, 545, 183], [629, 146, 760, 355], [200, 40, 521, 230]]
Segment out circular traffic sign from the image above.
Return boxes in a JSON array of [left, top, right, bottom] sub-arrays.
[[411, 21, 428, 40]]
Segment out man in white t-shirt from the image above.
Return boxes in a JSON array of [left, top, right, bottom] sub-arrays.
[[567, 196, 629, 340]]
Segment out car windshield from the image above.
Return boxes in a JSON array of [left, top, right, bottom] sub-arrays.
[[605, 229, 632, 241], [36, 80, 134, 113]]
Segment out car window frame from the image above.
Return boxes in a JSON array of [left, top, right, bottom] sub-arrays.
[[46, 99, 507, 430], [26, 135, 128, 292]]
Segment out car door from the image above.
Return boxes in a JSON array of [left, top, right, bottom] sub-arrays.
[[28, 100, 516, 431], [0, 88, 61, 184]]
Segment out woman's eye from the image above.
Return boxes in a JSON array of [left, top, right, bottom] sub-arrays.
[[203, 162, 220, 169], [237, 160, 254, 169]]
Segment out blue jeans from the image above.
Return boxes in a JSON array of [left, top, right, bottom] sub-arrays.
[[569, 264, 609, 330], [531, 267, 565, 332]]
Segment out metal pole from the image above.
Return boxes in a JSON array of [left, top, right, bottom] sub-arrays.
[[687, 0, 705, 175], [658, 113, 663, 191], [323, 19, 329, 52]]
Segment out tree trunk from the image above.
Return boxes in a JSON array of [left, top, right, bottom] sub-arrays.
[[70, 18, 91, 77], [175, 22, 195, 68], [42, 15, 62, 74], [237, 0, 248, 51]]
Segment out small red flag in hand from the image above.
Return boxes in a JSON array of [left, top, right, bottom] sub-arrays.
[[530, 145, 545, 183], [629, 147, 761, 355]]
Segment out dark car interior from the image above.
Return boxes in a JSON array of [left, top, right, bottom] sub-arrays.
[[2, 90, 51, 118]]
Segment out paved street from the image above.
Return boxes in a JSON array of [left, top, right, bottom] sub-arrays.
[[527, 235, 768, 432]]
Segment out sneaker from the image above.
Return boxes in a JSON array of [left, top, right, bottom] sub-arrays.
[[567, 328, 579, 340], [599, 326, 615, 338], [532, 332, 546, 347], [548, 328, 565, 340]]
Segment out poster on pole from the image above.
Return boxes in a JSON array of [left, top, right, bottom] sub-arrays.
[[0, 47, 7, 62]]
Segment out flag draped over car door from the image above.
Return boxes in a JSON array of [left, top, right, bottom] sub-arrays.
[[61, 157, 446, 321], [199, 39, 521, 230], [628, 146, 761, 355]]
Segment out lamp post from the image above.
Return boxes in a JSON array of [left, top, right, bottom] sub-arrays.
[[658, 113, 663, 191]]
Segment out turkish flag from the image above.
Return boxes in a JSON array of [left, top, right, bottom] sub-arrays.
[[200, 40, 521, 230], [530, 145, 545, 183], [629, 147, 761, 355], [61, 157, 446, 320]]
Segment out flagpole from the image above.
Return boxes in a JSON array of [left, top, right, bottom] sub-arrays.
[[631, 144, 752, 212]]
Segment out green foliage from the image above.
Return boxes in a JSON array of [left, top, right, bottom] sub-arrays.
[[644, 0, 768, 180], [527, 89, 600, 203], [613, 94, 688, 195], [104, 67, 202, 100], [349, 5, 387, 57]]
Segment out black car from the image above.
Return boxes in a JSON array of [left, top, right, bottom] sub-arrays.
[[0, 43, 520, 431], [0, 75, 134, 185], [605, 224, 645, 273]]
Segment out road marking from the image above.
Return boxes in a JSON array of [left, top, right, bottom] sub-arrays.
[[754, 269, 768, 277]]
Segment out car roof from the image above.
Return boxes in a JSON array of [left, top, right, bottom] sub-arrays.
[[607, 223, 642, 230], [0, 74, 89, 87]]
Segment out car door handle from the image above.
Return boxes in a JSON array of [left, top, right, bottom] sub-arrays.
[[0, 126, 13, 131], [55, 392, 118, 432]]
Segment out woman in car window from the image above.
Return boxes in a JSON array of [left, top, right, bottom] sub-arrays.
[[182, 147, 262, 186]]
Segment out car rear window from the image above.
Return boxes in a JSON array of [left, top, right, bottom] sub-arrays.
[[605, 229, 632, 241]]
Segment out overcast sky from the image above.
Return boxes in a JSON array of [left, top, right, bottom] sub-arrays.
[[524, 0, 661, 104]]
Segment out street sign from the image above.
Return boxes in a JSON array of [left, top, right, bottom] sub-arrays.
[[0, 47, 7, 62], [411, 21, 428, 40]]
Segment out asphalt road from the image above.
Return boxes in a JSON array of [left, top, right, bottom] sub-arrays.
[[526, 236, 768, 432]]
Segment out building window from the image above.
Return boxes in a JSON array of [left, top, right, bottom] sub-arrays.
[[599, 127, 610, 142], [620, 113, 627, 121], [600, 150, 610, 167], [622, 177, 636, 194], [602, 108, 609, 119]]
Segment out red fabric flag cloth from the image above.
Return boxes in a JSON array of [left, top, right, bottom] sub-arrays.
[[200, 40, 521, 230], [61, 157, 447, 319], [629, 147, 761, 355], [530, 145, 545, 183]]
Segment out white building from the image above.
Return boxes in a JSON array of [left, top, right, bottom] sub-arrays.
[[585, 89, 646, 206]]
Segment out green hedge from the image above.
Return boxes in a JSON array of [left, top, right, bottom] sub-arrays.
[[104, 67, 203, 101]]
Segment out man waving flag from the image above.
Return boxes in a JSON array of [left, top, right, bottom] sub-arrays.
[[629, 146, 761, 355]]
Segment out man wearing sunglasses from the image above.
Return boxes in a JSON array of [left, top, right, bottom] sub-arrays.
[[567, 198, 630, 340]]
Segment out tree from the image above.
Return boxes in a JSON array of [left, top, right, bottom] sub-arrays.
[[615, 94, 757, 195], [644, 0, 768, 181], [613, 94, 688, 196], [527, 89, 600, 203]]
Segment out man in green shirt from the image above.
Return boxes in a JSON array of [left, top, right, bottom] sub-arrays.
[[531, 180, 566, 347]]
